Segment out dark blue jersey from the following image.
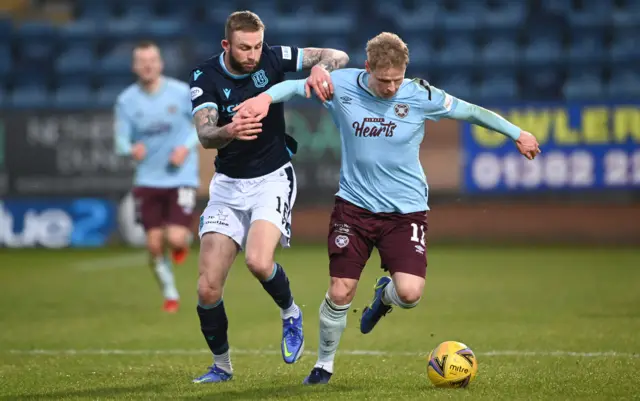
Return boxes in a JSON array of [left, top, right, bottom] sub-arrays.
[[189, 43, 303, 179]]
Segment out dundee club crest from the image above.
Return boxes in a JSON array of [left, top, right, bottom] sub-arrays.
[[252, 70, 269, 88]]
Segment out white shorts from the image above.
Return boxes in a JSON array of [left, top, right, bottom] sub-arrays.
[[199, 162, 297, 249]]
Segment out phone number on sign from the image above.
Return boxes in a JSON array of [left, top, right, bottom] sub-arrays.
[[470, 149, 640, 191]]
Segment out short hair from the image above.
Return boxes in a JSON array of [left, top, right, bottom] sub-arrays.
[[134, 40, 159, 51], [225, 11, 265, 41], [366, 32, 410, 70]]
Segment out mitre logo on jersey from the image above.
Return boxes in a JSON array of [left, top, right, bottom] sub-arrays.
[[352, 117, 397, 138], [394, 103, 409, 118], [252, 69, 269, 88]]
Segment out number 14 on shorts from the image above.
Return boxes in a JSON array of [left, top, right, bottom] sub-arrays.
[[410, 223, 426, 247]]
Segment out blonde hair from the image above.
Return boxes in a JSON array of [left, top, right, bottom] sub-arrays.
[[225, 11, 265, 41], [366, 32, 409, 70]]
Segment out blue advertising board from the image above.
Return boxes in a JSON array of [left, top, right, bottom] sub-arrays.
[[462, 103, 640, 193], [0, 199, 117, 248]]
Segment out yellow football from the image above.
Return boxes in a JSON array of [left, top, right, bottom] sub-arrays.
[[426, 341, 478, 388]]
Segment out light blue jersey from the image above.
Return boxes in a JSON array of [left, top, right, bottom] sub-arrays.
[[322, 68, 457, 214], [114, 77, 199, 188]]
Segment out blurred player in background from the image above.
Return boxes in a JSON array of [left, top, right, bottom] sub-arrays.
[[235, 32, 541, 384], [114, 41, 199, 313], [188, 11, 348, 383]]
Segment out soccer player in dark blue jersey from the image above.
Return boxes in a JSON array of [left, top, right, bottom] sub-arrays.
[[188, 11, 349, 383]]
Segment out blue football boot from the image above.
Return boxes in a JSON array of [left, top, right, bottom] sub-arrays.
[[360, 276, 393, 334], [192, 365, 233, 383], [282, 311, 304, 364], [303, 367, 332, 385]]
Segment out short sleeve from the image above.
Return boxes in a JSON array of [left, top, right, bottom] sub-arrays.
[[269, 45, 304, 73], [188, 67, 219, 115], [414, 79, 458, 121]]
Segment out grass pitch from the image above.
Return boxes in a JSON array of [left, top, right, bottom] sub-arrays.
[[0, 245, 639, 400]]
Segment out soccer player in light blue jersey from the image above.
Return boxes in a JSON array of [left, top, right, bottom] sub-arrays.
[[235, 32, 541, 384], [114, 41, 200, 313]]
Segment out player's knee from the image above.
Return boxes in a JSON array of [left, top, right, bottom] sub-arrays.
[[146, 237, 163, 257], [244, 251, 274, 280], [328, 277, 358, 305], [394, 281, 423, 306], [197, 275, 223, 305], [167, 229, 188, 250]]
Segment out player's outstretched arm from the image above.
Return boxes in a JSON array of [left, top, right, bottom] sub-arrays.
[[447, 99, 541, 160], [301, 47, 349, 101], [193, 106, 263, 149], [234, 80, 308, 120]]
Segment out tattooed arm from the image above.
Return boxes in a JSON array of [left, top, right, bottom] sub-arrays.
[[299, 48, 349, 101], [193, 106, 263, 148], [301, 47, 349, 72], [192, 106, 233, 149]]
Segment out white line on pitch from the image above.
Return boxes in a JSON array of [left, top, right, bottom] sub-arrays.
[[5, 349, 639, 358], [72, 252, 147, 272]]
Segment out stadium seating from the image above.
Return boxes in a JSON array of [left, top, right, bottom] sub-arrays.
[[0, 0, 638, 109]]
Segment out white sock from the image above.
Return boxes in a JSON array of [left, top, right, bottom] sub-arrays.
[[381, 280, 419, 309], [213, 350, 233, 373], [153, 256, 179, 300], [314, 294, 349, 374], [281, 301, 301, 319]]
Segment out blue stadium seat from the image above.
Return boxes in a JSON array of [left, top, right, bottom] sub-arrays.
[[436, 38, 476, 68], [59, 19, 101, 43], [542, 0, 572, 13], [57, 74, 92, 88], [53, 85, 94, 109], [77, 0, 111, 20], [306, 13, 356, 35], [481, 1, 526, 31], [95, 85, 127, 108], [146, 18, 185, 39], [0, 45, 11, 77], [523, 37, 562, 66], [0, 15, 12, 41], [438, 3, 484, 31], [15, 20, 57, 40], [55, 47, 96, 75], [476, 73, 518, 101], [607, 69, 640, 99], [9, 85, 50, 109], [609, 31, 640, 64], [562, 71, 604, 100], [207, 2, 239, 24], [568, 1, 612, 27], [396, 4, 439, 32], [98, 49, 131, 75], [105, 17, 145, 40], [122, 2, 154, 20], [437, 73, 473, 100], [404, 39, 431, 70], [0, 87, 5, 107], [522, 66, 563, 100], [567, 33, 605, 64], [480, 39, 518, 67]]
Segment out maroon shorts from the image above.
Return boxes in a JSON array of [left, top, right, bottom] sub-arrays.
[[328, 197, 428, 280], [132, 186, 196, 231]]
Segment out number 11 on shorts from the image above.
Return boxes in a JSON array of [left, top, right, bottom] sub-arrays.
[[410, 223, 426, 247]]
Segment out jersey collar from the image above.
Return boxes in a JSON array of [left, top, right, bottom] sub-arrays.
[[357, 71, 376, 98], [219, 53, 250, 79]]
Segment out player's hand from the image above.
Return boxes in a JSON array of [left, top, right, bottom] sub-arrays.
[[131, 143, 146, 161], [305, 65, 333, 102], [170, 146, 189, 166], [225, 114, 263, 141], [515, 131, 541, 160], [233, 93, 272, 121]]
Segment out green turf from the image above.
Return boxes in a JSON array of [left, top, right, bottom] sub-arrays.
[[0, 245, 639, 400]]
